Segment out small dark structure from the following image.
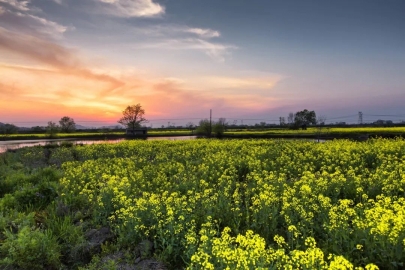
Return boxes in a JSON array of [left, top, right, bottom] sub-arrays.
[[126, 128, 148, 136], [357, 134, 369, 141]]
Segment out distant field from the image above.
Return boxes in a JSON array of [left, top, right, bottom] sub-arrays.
[[1, 126, 405, 140], [225, 126, 405, 136]]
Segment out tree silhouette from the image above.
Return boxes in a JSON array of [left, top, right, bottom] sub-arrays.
[[118, 104, 147, 131], [59, 116, 76, 133], [294, 109, 316, 130]]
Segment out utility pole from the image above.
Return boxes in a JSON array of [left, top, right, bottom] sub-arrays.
[[209, 109, 212, 137]]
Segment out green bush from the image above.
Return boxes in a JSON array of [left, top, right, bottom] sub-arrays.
[[0, 226, 61, 269], [196, 119, 211, 136], [12, 181, 58, 210], [18, 146, 48, 168], [0, 211, 36, 240], [212, 122, 225, 137], [60, 141, 74, 148], [48, 147, 75, 167], [0, 171, 25, 198], [45, 213, 87, 266], [1, 168, 60, 207], [0, 194, 17, 211], [196, 119, 226, 137]]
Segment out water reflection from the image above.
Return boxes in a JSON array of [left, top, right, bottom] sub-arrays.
[[0, 136, 197, 153]]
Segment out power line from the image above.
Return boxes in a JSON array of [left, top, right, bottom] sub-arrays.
[[364, 114, 405, 117], [220, 118, 280, 122], [327, 114, 358, 120]]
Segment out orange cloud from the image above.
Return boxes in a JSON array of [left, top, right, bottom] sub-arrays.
[[0, 27, 123, 88], [0, 26, 284, 126]]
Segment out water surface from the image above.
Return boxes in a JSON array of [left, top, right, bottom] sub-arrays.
[[0, 136, 197, 153]]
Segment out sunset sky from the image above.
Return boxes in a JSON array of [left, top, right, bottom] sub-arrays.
[[1, 0, 405, 127]]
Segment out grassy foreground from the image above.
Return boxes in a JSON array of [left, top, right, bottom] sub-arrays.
[[1, 139, 405, 269]]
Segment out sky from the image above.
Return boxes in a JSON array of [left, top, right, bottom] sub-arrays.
[[1, 0, 405, 127]]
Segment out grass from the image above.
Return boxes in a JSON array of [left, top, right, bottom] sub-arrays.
[[224, 126, 405, 138], [2, 126, 405, 141]]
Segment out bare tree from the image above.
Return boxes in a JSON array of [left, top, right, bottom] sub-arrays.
[[46, 121, 59, 138], [186, 122, 195, 130], [317, 115, 327, 126], [279, 117, 286, 126], [118, 104, 147, 131], [218, 118, 227, 129], [287, 112, 295, 125]]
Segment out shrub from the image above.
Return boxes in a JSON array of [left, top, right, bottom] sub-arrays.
[[196, 119, 226, 137], [12, 181, 58, 210], [196, 119, 211, 136], [0, 226, 61, 269], [212, 122, 225, 138], [45, 213, 87, 266]]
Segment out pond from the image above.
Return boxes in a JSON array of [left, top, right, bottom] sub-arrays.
[[0, 136, 197, 153]]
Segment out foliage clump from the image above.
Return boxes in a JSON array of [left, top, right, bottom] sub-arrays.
[[1, 226, 61, 269]]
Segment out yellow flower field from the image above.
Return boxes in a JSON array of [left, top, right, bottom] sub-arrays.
[[48, 138, 405, 269]]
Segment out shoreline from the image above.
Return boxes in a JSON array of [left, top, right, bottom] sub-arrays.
[[1, 133, 405, 142]]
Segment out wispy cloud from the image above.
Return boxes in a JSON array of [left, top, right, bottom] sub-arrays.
[[126, 23, 232, 61], [192, 39, 235, 62], [0, 27, 78, 68], [96, 0, 164, 17], [184, 27, 220, 38], [23, 12, 68, 36], [202, 75, 284, 90], [0, 27, 123, 87], [141, 79, 279, 117], [131, 24, 221, 39], [137, 38, 236, 62], [0, 0, 30, 11], [0, 1, 69, 39]]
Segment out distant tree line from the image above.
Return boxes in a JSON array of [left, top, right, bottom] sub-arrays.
[[0, 116, 77, 138], [0, 123, 19, 136], [2, 104, 404, 139], [44, 117, 77, 138]]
